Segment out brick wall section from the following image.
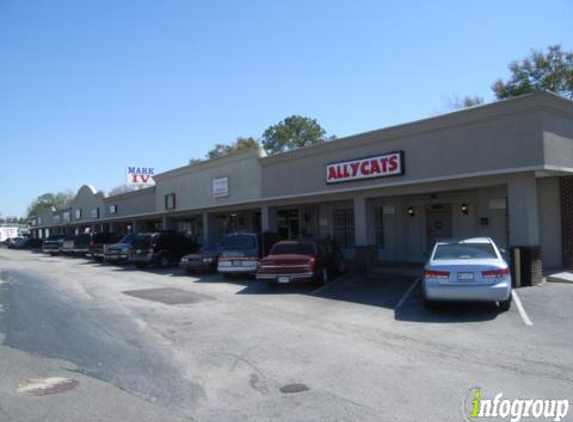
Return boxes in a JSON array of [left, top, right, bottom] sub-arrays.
[[560, 176, 573, 270]]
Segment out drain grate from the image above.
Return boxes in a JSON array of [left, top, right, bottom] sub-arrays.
[[279, 383, 310, 394], [122, 288, 213, 305], [17, 377, 78, 396]]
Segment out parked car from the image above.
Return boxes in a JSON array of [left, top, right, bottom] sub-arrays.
[[423, 237, 512, 311], [61, 235, 76, 255], [6, 237, 25, 249], [72, 233, 92, 257], [42, 235, 66, 255], [130, 231, 200, 268], [217, 231, 282, 276], [10, 237, 43, 249], [103, 233, 137, 264], [87, 232, 123, 261], [180, 240, 220, 273], [256, 239, 345, 285]]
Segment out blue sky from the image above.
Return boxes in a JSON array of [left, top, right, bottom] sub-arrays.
[[0, 0, 571, 217]]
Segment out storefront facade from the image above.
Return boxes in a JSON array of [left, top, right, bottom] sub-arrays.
[[29, 92, 573, 281]]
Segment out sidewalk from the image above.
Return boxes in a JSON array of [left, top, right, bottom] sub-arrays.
[[544, 269, 573, 284]]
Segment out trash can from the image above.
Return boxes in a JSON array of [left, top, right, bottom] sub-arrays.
[[510, 246, 542, 287]]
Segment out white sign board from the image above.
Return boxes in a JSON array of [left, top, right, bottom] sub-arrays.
[[489, 198, 507, 210], [0, 227, 19, 242], [126, 166, 155, 186], [326, 151, 404, 184], [212, 177, 229, 198]]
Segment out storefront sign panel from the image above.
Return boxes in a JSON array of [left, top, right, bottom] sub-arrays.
[[326, 151, 404, 184]]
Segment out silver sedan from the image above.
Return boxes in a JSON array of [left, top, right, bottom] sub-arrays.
[[423, 237, 512, 311]]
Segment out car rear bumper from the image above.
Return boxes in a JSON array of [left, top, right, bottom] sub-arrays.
[[104, 254, 130, 262], [180, 262, 214, 272], [42, 248, 60, 254], [256, 272, 315, 283], [130, 254, 155, 263], [423, 278, 511, 302], [218, 263, 258, 273]]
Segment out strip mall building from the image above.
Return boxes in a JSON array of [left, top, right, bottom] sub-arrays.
[[29, 92, 573, 283]]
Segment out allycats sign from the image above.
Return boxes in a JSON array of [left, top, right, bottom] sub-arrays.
[[326, 151, 404, 184], [126, 166, 155, 186]]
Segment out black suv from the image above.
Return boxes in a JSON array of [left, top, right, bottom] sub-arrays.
[[72, 233, 93, 257], [130, 231, 200, 268], [42, 235, 66, 255], [87, 232, 124, 261]]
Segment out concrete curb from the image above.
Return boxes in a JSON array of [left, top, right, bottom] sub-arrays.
[[545, 272, 573, 284]]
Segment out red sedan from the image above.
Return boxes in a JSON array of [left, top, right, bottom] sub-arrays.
[[256, 239, 345, 285]]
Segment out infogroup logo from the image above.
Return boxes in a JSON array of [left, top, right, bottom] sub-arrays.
[[462, 387, 570, 422]]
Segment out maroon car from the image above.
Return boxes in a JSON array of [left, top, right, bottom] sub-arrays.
[[256, 239, 345, 285]]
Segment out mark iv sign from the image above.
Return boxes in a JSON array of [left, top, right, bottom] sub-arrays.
[[326, 151, 404, 184]]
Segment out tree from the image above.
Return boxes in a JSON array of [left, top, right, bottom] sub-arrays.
[[27, 191, 75, 216], [108, 184, 137, 196], [445, 94, 485, 110], [492, 45, 573, 100], [261, 115, 332, 155], [206, 137, 259, 159]]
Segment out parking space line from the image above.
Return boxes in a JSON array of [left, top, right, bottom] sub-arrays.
[[395, 278, 420, 309], [512, 290, 533, 327], [311, 272, 354, 295]]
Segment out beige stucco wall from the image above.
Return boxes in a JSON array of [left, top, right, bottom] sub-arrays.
[[103, 187, 156, 219], [154, 149, 263, 213]]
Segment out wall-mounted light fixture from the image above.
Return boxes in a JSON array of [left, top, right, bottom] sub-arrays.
[[461, 203, 469, 215], [407, 206, 415, 217]]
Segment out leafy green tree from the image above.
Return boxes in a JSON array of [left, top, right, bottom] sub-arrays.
[[261, 115, 332, 155], [492, 45, 573, 100], [27, 191, 75, 216], [206, 137, 259, 159]]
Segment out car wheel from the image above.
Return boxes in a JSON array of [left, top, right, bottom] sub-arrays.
[[159, 255, 170, 268], [498, 294, 512, 312]]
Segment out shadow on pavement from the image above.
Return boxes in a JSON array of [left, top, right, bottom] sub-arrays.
[[394, 284, 502, 323]]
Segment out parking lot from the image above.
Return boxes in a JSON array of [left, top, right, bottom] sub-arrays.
[[1, 248, 572, 422]]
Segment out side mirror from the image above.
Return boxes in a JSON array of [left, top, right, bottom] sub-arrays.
[[499, 248, 507, 255]]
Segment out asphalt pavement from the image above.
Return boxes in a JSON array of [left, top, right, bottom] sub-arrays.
[[1, 248, 572, 422]]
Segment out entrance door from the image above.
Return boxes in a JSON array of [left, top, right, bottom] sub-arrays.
[[277, 209, 300, 239], [426, 204, 453, 250]]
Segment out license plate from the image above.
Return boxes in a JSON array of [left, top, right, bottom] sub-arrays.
[[278, 276, 290, 283], [136, 249, 142, 254], [457, 272, 474, 280], [232, 260, 242, 266]]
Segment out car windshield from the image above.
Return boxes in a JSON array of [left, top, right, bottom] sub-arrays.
[[222, 234, 256, 250], [433, 243, 498, 260], [119, 234, 136, 244], [92, 233, 109, 242], [270, 242, 316, 255], [200, 240, 218, 252], [132, 234, 153, 248]]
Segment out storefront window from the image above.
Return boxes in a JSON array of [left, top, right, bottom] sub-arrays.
[[375, 207, 384, 249], [333, 209, 355, 248], [165, 193, 176, 210]]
